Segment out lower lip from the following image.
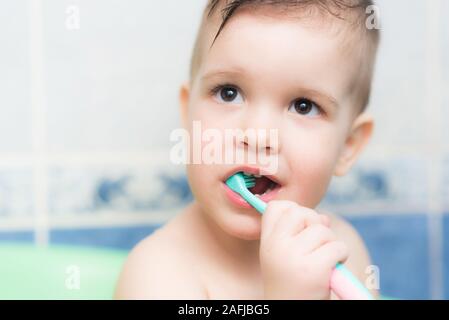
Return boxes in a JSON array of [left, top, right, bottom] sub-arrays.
[[222, 182, 281, 210]]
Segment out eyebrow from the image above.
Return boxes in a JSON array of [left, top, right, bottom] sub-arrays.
[[201, 68, 340, 109], [200, 68, 246, 82]]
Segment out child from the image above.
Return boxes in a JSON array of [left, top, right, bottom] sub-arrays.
[[115, 0, 380, 300]]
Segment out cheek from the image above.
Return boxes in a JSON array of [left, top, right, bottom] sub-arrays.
[[188, 96, 227, 125], [184, 100, 229, 202], [186, 162, 222, 220], [187, 100, 234, 141], [186, 164, 208, 201], [282, 127, 342, 206]]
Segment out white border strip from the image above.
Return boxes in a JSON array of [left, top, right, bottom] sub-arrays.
[[29, 0, 49, 247], [0, 145, 447, 168], [0, 210, 177, 231]]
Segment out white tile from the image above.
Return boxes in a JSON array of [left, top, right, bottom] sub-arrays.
[[0, 0, 32, 152], [441, 0, 449, 146], [369, 0, 429, 146], [44, 0, 205, 151]]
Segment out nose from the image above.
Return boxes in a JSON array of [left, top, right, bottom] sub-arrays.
[[238, 105, 280, 155]]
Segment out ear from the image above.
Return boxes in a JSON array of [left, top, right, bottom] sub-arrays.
[[334, 113, 374, 177], [179, 82, 190, 129]]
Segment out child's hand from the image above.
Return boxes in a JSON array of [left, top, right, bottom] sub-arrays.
[[260, 200, 349, 300]]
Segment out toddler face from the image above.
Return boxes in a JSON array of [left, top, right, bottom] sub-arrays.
[[180, 9, 372, 240]]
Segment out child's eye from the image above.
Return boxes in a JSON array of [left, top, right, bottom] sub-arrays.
[[212, 85, 244, 104], [288, 98, 322, 117]]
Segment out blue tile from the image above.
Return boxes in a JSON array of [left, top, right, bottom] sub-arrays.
[[48, 167, 192, 214], [0, 169, 34, 217], [443, 214, 449, 299], [346, 214, 430, 299], [50, 225, 162, 250], [323, 155, 428, 210], [0, 231, 34, 243]]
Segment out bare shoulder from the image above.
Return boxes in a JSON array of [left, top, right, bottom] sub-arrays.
[[114, 220, 208, 299], [325, 212, 368, 255], [318, 210, 379, 298]]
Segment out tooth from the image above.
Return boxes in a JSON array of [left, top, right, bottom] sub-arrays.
[[262, 186, 274, 195], [254, 175, 262, 178]]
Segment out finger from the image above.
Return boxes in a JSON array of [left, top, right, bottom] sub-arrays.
[[293, 224, 336, 254], [261, 200, 296, 242], [274, 206, 322, 238], [308, 241, 349, 270], [319, 214, 331, 227]]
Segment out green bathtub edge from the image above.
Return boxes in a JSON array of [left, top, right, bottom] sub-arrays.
[[0, 243, 129, 300], [0, 243, 398, 300]]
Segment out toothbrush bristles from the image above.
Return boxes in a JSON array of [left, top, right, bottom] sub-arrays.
[[242, 175, 256, 188]]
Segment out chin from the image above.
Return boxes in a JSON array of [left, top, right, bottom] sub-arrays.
[[219, 209, 262, 241]]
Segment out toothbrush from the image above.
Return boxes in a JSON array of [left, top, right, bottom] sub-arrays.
[[226, 172, 374, 300]]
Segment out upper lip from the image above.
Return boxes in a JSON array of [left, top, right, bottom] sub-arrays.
[[223, 165, 283, 186]]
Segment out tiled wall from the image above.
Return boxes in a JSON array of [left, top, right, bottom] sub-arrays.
[[0, 0, 447, 300]]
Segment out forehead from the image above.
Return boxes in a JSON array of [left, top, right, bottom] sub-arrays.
[[198, 8, 361, 103]]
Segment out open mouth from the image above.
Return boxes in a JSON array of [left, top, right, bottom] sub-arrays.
[[243, 173, 280, 196], [222, 168, 283, 209]]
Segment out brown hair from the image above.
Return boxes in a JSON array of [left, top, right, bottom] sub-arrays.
[[189, 0, 380, 112]]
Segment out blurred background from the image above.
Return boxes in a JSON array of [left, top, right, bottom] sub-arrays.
[[0, 0, 447, 299]]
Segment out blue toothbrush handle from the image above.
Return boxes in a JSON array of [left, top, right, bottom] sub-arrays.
[[240, 189, 268, 213]]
